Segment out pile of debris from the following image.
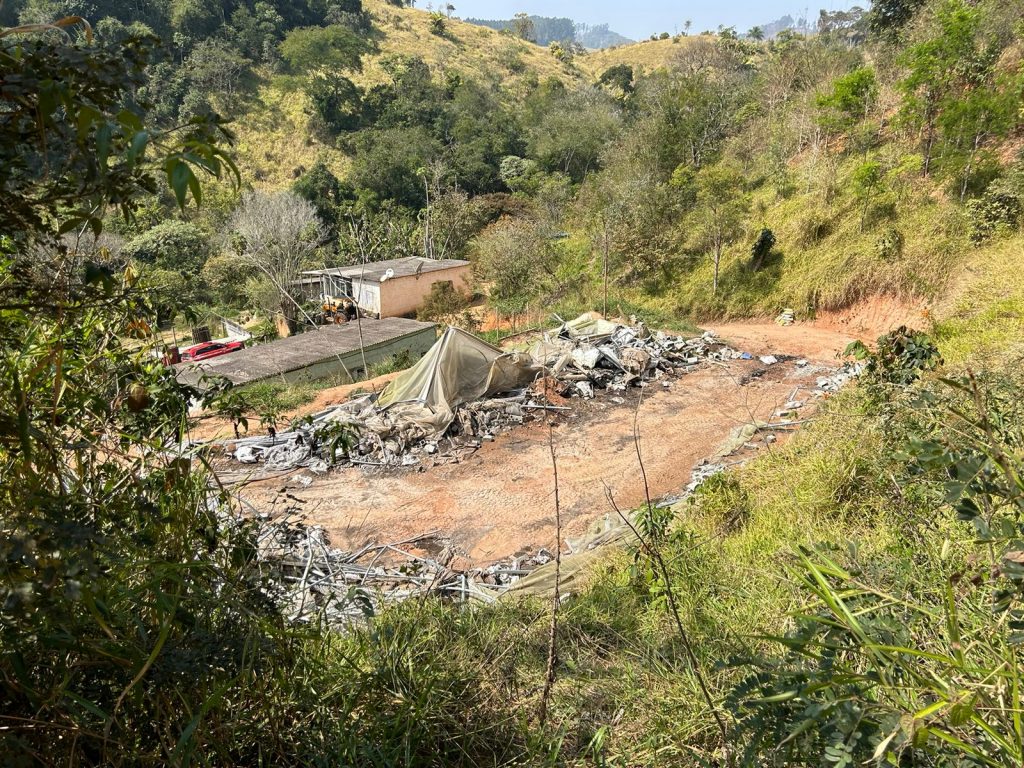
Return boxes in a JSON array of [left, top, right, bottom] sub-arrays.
[[221, 388, 559, 473], [814, 362, 865, 393], [236, 504, 572, 623], [206, 315, 736, 473], [532, 313, 740, 399], [243, 508, 504, 624], [776, 308, 796, 326]]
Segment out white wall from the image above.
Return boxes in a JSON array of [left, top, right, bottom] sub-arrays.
[[351, 280, 381, 316]]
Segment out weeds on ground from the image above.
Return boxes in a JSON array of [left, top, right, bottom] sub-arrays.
[[243, 380, 319, 413], [368, 349, 412, 377]]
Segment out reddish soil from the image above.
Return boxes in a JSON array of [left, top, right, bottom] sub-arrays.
[[812, 295, 933, 337], [714, 295, 932, 361], [237, 320, 873, 568]]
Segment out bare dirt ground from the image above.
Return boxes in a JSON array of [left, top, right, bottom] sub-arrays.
[[237, 317, 893, 569]]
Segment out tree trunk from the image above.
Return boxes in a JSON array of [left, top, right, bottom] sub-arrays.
[[712, 241, 721, 296], [602, 221, 609, 317], [960, 130, 983, 202], [423, 177, 432, 259], [922, 104, 937, 177]]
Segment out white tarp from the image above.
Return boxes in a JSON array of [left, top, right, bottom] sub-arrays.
[[375, 327, 540, 435]]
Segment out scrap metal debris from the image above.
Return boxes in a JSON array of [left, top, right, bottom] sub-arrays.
[[200, 315, 746, 474], [530, 313, 741, 397], [239, 506, 562, 624]]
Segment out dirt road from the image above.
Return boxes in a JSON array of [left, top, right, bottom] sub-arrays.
[[239, 320, 869, 568]]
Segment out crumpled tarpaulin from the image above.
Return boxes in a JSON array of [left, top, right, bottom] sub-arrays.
[[557, 311, 621, 342], [375, 327, 541, 435]]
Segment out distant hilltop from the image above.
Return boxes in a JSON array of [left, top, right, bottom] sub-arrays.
[[464, 15, 634, 49]]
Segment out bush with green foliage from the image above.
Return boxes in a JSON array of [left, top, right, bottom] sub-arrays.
[[845, 326, 943, 388], [730, 371, 1024, 767], [416, 280, 473, 324], [816, 66, 876, 140], [874, 225, 905, 261], [967, 185, 1022, 243], [749, 227, 776, 271], [122, 220, 211, 272]]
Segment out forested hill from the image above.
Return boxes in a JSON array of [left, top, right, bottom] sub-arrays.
[[2, 0, 1022, 345]]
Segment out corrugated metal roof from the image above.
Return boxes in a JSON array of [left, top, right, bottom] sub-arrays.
[[175, 317, 436, 387], [302, 257, 470, 284]]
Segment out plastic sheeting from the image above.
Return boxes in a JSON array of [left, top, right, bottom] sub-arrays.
[[557, 312, 620, 342], [375, 327, 541, 435]]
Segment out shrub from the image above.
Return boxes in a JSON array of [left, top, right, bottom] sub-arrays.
[[967, 186, 1022, 243], [750, 227, 776, 271], [417, 280, 471, 323], [845, 326, 942, 387], [497, 43, 526, 73], [122, 220, 211, 273], [874, 226, 905, 261]]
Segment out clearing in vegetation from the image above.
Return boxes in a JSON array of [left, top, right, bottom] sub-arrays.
[[6, 0, 1024, 765]]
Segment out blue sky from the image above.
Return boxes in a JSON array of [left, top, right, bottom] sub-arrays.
[[445, 1, 866, 40]]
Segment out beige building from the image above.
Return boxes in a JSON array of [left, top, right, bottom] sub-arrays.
[[303, 257, 472, 318]]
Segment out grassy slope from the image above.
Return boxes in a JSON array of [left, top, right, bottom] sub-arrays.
[[667, 164, 968, 319], [579, 35, 695, 78], [360, 0, 574, 88], [931, 233, 1024, 365], [230, 0, 583, 187], [546, 146, 1024, 344]]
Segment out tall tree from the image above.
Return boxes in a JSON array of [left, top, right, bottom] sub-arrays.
[[693, 163, 750, 295], [527, 87, 621, 183], [473, 217, 554, 331], [899, 0, 990, 177], [228, 191, 327, 331], [869, 0, 926, 39]]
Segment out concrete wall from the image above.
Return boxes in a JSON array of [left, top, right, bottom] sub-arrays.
[[378, 265, 472, 318], [349, 280, 381, 316], [276, 325, 437, 384]]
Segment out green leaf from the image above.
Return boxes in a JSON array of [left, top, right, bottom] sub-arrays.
[[127, 130, 149, 165], [76, 105, 101, 141], [168, 159, 191, 210], [96, 122, 113, 167]]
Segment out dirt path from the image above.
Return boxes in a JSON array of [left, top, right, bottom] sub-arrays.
[[239, 322, 865, 569]]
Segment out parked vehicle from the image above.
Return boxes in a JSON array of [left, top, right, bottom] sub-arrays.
[[180, 340, 245, 361]]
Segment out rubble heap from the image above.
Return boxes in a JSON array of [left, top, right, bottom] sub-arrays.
[[532, 313, 740, 399], [239, 507, 549, 624], [210, 315, 736, 472], [222, 387, 558, 472]]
